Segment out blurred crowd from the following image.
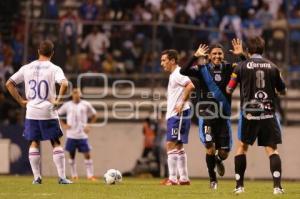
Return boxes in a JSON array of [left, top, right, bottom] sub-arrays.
[[1, 0, 300, 80], [1, 0, 300, 125]]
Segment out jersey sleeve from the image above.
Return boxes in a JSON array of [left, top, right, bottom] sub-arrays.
[[86, 102, 97, 117], [226, 64, 241, 94], [175, 71, 192, 87], [58, 103, 68, 115], [274, 68, 286, 92], [9, 66, 25, 85], [55, 67, 67, 84]]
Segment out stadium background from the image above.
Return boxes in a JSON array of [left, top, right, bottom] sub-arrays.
[[0, 0, 299, 179]]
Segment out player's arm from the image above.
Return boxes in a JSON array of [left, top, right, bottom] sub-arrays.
[[53, 79, 68, 106], [226, 72, 239, 95], [5, 80, 27, 107], [180, 44, 209, 77], [275, 68, 287, 96], [58, 103, 70, 129], [59, 119, 71, 130], [84, 103, 97, 134], [175, 82, 194, 113], [89, 114, 97, 123]]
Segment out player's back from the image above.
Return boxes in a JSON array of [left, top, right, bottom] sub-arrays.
[[238, 56, 284, 116], [20, 60, 65, 119]]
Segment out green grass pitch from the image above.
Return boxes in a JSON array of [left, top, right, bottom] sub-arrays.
[[0, 176, 299, 199]]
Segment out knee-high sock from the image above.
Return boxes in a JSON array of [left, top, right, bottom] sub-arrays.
[[68, 159, 78, 178], [177, 148, 189, 182], [234, 154, 246, 188], [206, 154, 216, 182], [270, 154, 282, 188], [29, 147, 41, 180], [167, 149, 178, 182], [53, 146, 66, 179], [84, 159, 94, 178]]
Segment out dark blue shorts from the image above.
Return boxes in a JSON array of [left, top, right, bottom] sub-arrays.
[[166, 109, 191, 144], [65, 138, 91, 153], [24, 119, 63, 141]]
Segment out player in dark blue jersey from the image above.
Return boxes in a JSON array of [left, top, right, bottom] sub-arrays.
[[180, 41, 245, 189], [227, 37, 286, 195]]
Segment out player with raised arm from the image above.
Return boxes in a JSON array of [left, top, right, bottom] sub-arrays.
[[58, 88, 97, 181], [226, 37, 286, 195], [160, 49, 194, 185], [180, 41, 245, 189], [5, 40, 72, 184]]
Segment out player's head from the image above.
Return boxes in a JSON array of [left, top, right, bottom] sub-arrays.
[[208, 44, 225, 65], [246, 36, 265, 55], [38, 40, 54, 58], [72, 88, 81, 103], [161, 49, 178, 72]]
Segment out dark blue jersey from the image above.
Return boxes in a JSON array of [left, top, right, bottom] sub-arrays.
[[180, 56, 234, 117]]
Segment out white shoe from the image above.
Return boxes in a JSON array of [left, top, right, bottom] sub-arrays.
[[210, 181, 217, 190], [273, 187, 284, 195], [233, 186, 245, 194]]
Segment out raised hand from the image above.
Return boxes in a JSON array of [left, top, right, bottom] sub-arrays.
[[230, 38, 244, 55], [194, 44, 209, 58]]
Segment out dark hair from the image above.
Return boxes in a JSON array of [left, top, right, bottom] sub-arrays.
[[208, 43, 224, 53], [246, 36, 265, 55], [161, 49, 178, 63], [38, 40, 54, 57]]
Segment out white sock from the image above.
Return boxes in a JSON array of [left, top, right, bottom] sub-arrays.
[[53, 146, 66, 179], [68, 159, 78, 178], [29, 147, 41, 180], [167, 149, 178, 182], [177, 148, 189, 182], [84, 159, 94, 178]]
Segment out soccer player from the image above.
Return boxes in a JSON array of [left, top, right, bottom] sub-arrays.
[[180, 42, 244, 189], [160, 49, 194, 185], [58, 88, 97, 181], [226, 37, 286, 195], [5, 40, 72, 184]]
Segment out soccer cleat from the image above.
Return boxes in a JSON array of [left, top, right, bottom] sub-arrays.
[[273, 187, 284, 195], [216, 160, 225, 177], [178, 180, 191, 185], [160, 179, 178, 186], [87, 176, 98, 182], [32, 177, 42, 184], [233, 186, 245, 194], [58, 178, 73, 184], [210, 181, 218, 190]]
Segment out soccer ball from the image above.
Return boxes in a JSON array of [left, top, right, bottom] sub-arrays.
[[103, 169, 122, 185]]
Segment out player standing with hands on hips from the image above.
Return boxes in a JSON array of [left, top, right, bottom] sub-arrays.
[[226, 37, 286, 195], [160, 49, 194, 185], [58, 88, 98, 181], [6, 40, 72, 184]]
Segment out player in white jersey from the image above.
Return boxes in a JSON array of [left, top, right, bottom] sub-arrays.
[[160, 49, 194, 185], [58, 88, 97, 181], [5, 40, 72, 184]]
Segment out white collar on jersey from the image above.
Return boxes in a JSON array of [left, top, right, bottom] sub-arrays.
[[250, 54, 263, 59]]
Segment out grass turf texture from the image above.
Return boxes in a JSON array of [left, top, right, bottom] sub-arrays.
[[0, 176, 299, 199]]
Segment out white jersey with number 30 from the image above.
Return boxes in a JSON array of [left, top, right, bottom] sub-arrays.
[[9, 60, 66, 120]]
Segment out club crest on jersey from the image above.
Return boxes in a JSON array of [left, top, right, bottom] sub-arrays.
[[214, 74, 222, 81], [255, 90, 268, 99]]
